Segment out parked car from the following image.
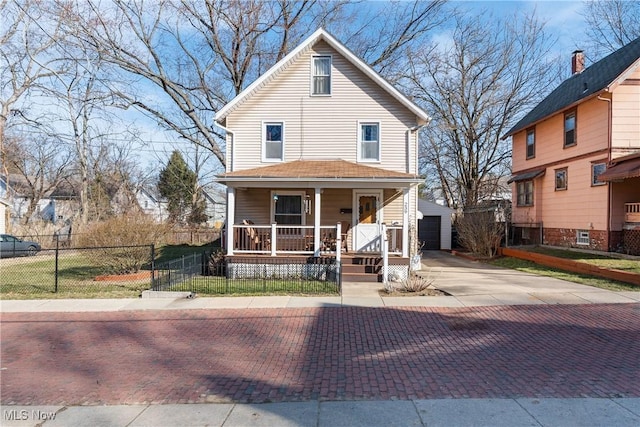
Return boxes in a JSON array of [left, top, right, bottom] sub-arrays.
[[0, 234, 41, 258]]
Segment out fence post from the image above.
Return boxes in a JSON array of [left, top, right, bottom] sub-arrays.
[[150, 244, 155, 289], [54, 235, 59, 293]]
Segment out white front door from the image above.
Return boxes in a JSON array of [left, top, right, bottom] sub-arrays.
[[354, 191, 382, 252]]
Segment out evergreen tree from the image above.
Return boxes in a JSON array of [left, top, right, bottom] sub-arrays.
[[158, 151, 204, 225]]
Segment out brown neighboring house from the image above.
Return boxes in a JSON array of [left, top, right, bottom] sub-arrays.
[[504, 37, 640, 254]]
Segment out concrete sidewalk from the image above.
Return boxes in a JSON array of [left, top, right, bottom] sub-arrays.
[[3, 398, 640, 427], [2, 251, 638, 313]]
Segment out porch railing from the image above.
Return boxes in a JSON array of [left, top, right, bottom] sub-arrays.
[[229, 222, 405, 256], [232, 223, 345, 256], [625, 203, 640, 223]]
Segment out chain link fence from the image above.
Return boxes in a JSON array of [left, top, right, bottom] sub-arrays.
[[0, 243, 155, 299]]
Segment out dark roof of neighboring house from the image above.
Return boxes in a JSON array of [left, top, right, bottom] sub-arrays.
[[504, 36, 640, 138]]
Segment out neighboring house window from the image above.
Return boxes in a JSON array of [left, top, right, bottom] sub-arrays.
[[555, 168, 567, 191], [576, 230, 590, 245], [358, 121, 380, 162], [516, 180, 534, 206], [564, 110, 576, 147], [263, 122, 284, 161], [526, 128, 535, 159], [272, 191, 304, 225], [592, 163, 606, 186], [312, 56, 331, 95]]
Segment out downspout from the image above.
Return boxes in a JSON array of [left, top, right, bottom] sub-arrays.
[[597, 94, 612, 250], [216, 121, 236, 255], [215, 122, 235, 172], [407, 122, 428, 257]]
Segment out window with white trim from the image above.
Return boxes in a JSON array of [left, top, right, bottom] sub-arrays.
[[312, 56, 331, 95], [272, 191, 304, 225], [263, 122, 284, 161], [577, 230, 589, 245], [359, 122, 380, 162]]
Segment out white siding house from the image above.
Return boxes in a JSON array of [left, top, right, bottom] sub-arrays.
[[215, 29, 430, 279]]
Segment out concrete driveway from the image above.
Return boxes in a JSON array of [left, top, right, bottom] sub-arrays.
[[419, 250, 640, 307]]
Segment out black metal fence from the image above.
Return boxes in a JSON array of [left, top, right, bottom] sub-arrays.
[[1, 242, 341, 298], [153, 254, 341, 295], [0, 244, 154, 298]]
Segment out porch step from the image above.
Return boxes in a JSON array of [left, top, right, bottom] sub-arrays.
[[342, 263, 381, 274], [341, 272, 381, 283]]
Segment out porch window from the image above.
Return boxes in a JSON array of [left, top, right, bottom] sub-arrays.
[[564, 110, 576, 147], [273, 192, 304, 225], [312, 56, 331, 95], [516, 180, 533, 206], [263, 122, 284, 161], [359, 122, 380, 162]]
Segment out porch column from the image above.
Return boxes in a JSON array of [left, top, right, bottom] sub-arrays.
[[226, 187, 235, 256], [314, 187, 321, 256], [402, 188, 409, 257]]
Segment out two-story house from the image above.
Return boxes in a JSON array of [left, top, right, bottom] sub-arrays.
[[504, 37, 640, 255], [214, 29, 430, 281]]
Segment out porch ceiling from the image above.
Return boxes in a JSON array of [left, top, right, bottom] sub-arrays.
[[216, 160, 422, 188]]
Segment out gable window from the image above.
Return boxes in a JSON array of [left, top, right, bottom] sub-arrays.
[[516, 180, 534, 206], [564, 110, 576, 147], [592, 162, 606, 186], [263, 122, 284, 161], [312, 56, 331, 95], [272, 192, 304, 225], [526, 128, 535, 159], [555, 168, 567, 191], [359, 121, 380, 162]]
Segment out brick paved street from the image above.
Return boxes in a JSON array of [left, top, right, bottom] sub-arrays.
[[1, 304, 639, 406]]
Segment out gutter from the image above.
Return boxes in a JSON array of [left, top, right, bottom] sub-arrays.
[[214, 121, 235, 172]]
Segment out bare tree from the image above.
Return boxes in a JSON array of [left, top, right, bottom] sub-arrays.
[[406, 9, 561, 209], [580, 0, 640, 58], [5, 135, 72, 224], [73, 0, 446, 171], [0, 0, 66, 188]]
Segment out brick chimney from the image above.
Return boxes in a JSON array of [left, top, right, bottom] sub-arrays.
[[572, 50, 585, 74]]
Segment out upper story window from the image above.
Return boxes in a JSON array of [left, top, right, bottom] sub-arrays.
[[592, 162, 606, 186], [564, 110, 576, 148], [358, 121, 380, 162], [526, 128, 535, 159], [516, 180, 534, 206], [263, 122, 284, 162], [555, 168, 567, 191], [312, 56, 331, 95]]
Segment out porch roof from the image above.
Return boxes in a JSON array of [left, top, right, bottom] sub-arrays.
[[216, 160, 422, 188], [598, 152, 640, 182]]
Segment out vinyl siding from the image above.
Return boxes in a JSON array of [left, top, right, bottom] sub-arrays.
[[612, 68, 640, 154], [226, 41, 419, 173]]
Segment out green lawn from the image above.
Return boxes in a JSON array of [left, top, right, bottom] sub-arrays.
[[524, 246, 640, 274], [182, 277, 340, 296], [489, 256, 639, 292]]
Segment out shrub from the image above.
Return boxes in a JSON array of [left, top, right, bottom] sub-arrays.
[[456, 211, 504, 258], [78, 214, 170, 274], [384, 269, 440, 294]]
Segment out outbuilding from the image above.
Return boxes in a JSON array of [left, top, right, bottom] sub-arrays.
[[417, 199, 454, 250]]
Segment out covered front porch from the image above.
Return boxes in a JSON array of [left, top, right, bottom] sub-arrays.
[[217, 160, 422, 261]]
